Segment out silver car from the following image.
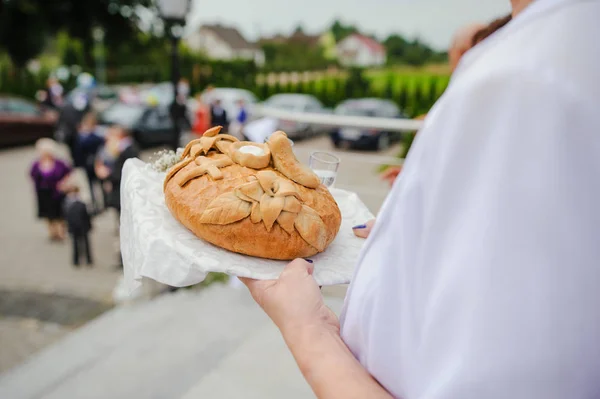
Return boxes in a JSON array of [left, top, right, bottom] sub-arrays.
[[200, 88, 259, 124], [262, 94, 330, 140]]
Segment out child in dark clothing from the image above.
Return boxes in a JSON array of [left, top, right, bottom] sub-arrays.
[[75, 113, 105, 214], [63, 186, 93, 267]]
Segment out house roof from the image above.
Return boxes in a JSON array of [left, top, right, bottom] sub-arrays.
[[257, 34, 288, 45], [288, 28, 321, 46], [201, 24, 258, 51], [342, 34, 386, 54], [258, 29, 321, 47]]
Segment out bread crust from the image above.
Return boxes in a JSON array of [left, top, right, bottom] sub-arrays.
[[164, 131, 341, 260]]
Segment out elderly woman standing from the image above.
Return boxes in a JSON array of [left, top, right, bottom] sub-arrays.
[[29, 138, 72, 241]]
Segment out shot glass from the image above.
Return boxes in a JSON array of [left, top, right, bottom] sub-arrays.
[[309, 151, 340, 188]]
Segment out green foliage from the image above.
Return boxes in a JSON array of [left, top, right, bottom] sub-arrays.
[[0, 62, 53, 99], [260, 42, 334, 72], [198, 272, 229, 288], [253, 69, 449, 118], [0, 1, 49, 67], [0, 0, 152, 68], [384, 35, 446, 67], [330, 20, 359, 42]]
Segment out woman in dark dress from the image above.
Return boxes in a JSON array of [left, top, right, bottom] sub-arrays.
[[30, 138, 72, 241]]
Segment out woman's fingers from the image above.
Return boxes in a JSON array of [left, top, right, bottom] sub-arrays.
[[239, 277, 276, 306], [380, 165, 402, 179], [240, 258, 313, 303], [352, 219, 376, 239], [380, 166, 402, 186]]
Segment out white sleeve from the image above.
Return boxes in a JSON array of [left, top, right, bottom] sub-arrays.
[[410, 68, 600, 398]]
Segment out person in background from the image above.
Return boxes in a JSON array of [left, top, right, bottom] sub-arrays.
[[192, 93, 211, 135], [380, 18, 508, 188], [192, 85, 215, 135], [29, 138, 72, 241], [75, 112, 105, 214], [96, 125, 139, 268], [169, 78, 191, 150], [471, 14, 512, 46], [95, 129, 119, 214], [56, 92, 89, 163], [448, 22, 487, 72], [42, 77, 63, 109], [63, 185, 93, 268], [210, 99, 228, 131], [229, 99, 249, 140], [96, 125, 139, 214], [177, 78, 190, 103]]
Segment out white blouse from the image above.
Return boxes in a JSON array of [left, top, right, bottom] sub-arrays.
[[340, 0, 600, 398]]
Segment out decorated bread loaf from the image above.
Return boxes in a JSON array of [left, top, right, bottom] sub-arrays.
[[163, 128, 342, 260]]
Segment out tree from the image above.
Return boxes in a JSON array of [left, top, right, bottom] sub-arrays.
[[330, 20, 358, 42], [384, 34, 445, 66], [383, 34, 408, 64], [0, 1, 49, 68], [0, 0, 152, 68]]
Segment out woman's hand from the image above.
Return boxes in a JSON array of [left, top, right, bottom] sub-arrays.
[[57, 173, 73, 192], [241, 259, 395, 399], [240, 259, 339, 337], [380, 165, 402, 186], [353, 219, 376, 239]]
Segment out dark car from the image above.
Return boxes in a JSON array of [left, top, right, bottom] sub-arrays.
[[262, 94, 330, 139], [330, 98, 405, 151], [0, 96, 58, 147], [97, 102, 176, 148]]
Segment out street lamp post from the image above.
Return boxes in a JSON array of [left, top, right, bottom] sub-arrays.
[[157, 0, 191, 151], [92, 27, 106, 84]]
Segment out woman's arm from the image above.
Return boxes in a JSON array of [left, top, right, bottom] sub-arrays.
[[242, 260, 393, 399], [286, 322, 392, 399]]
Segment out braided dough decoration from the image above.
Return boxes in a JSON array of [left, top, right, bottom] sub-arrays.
[[163, 128, 340, 258]]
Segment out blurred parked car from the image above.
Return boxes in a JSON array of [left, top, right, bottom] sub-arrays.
[[0, 96, 58, 147], [200, 88, 259, 124], [65, 85, 119, 112], [330, 98, 405, 151], [140, 82, 199, 116], [97, 102, 177, 148], [262, 94, 330, 139]]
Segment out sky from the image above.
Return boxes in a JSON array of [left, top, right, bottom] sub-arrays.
[[186, 0, 511, 50]]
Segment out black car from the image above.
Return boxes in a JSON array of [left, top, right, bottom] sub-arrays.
[[330, 98, 405, 151], [97, 102, 176, 148]]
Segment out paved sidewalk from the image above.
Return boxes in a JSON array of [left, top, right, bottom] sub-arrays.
[[0, 286, 346, 399], [0, 146, 122, 372]]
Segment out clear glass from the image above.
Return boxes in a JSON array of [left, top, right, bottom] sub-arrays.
[[309, 151, 340, 188]]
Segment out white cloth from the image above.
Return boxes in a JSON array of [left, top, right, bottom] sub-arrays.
[[340, 1, 600, 398], [120, 159, 373, 291]]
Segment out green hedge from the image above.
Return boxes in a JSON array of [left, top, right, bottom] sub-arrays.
[[1, 60, 448, 118], [0, 65, 54, 99], [0, 58, 257, 100], [253, 70, 450, 118]]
